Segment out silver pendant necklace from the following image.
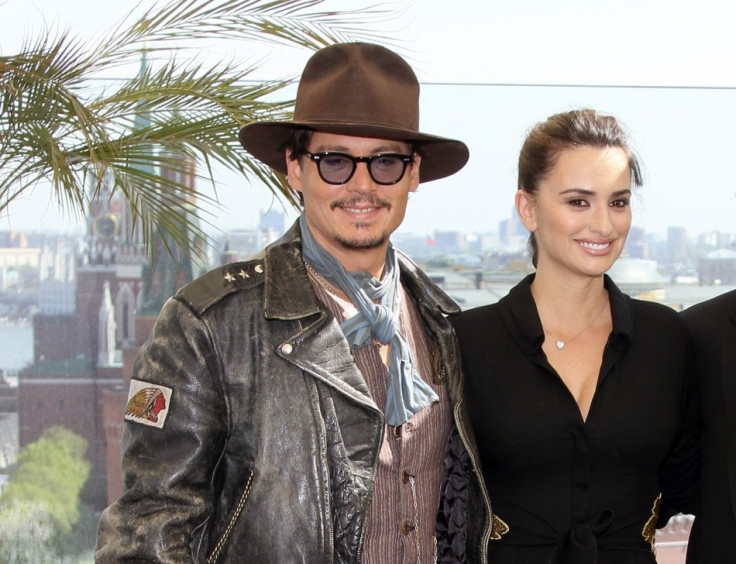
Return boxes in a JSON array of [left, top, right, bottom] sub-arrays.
[[543, 300, 608, 350]]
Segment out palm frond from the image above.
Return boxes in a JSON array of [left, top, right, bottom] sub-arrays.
[[0, 0, 400, 254], [113, 0, 396, 52]]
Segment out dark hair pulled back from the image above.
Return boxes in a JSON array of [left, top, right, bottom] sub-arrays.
[[518, 108, 643, 267]]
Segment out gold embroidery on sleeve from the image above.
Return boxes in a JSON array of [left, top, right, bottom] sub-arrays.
[[490, 513, 510, 540], [642, 492, 662, 554]]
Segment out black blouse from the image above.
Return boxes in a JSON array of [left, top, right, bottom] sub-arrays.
[[451, 274, 698, 564]]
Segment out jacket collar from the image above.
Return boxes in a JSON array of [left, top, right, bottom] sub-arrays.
[[263, 219, 460, 320], [263, 221, 322, 320]]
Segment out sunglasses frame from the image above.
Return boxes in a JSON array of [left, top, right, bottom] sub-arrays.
[[303, 151, 413, 185]]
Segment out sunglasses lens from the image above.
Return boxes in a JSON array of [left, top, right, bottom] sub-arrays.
[[318, 154, 354, 183], [369, 155, 405, 184]]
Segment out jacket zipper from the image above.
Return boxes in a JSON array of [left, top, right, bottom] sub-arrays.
[[315, 383, 335, 561], [206, 469, 255, 564], [454, 399, 493, 563]]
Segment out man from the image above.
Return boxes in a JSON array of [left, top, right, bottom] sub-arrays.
[[682, 289, 736, 562], [95, 43, 491, 563]]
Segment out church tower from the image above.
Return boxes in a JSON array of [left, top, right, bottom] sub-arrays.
[[98, 281, 117, 366], [22, 53, 207, 509]]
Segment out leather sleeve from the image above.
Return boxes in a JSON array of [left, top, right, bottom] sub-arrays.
[[96, 296, 229, 563]]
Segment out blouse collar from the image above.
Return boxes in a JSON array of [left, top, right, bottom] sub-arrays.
[[499, 273, 633, 356]]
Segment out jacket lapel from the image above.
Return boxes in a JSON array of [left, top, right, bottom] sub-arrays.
[[284, 315, 378, 410], [262, 222, 377, 410]]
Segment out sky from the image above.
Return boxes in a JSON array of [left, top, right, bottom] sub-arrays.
[[2, 0, 736, 241]]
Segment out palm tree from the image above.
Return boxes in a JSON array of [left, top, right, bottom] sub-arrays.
[[0, 0, 396, 252]]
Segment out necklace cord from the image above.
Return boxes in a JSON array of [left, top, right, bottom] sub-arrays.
[[541, 300, 608, 350]]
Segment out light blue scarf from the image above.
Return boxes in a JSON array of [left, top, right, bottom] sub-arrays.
[[299, 214, 439, 426]]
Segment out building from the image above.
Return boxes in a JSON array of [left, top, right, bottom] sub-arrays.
[[498, 206, 527, 251], [666, 226, 689, 267], [214, 210, 287, 266], [625, 226, 650, 260], [17, 71, 207, 508], [697, 248, 736, 285], [0, 246, 41, 291]]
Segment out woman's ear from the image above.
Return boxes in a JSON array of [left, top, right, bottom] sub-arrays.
[[515, 189, 537, 232]]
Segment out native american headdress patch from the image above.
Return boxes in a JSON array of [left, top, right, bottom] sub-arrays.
[[124, 379, 173, 429]]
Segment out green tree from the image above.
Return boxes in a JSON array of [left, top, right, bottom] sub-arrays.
[[1, 426, 90, 532], [0, 0, 394, 252], [0, 426, 91, 561], [0, 500, 55, 563]]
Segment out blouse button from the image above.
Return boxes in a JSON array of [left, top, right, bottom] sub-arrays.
[[281, 343, 293, 355]]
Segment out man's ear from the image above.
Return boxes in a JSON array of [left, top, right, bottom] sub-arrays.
[[285, 150, 303, 193], [408, 153, 421, 192], [515, 189, 537, 232]]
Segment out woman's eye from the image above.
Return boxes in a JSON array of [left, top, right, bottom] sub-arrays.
[[569, 198, 588, 207], [610, 198, 630, 208]]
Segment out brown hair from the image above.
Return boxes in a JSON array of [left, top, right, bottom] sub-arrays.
[[284, 128, 314, 162], [518, 108, 643, 267], [282, 128, 314, 205]]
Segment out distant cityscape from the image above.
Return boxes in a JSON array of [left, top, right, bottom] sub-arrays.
[[3, 205, 736, 327]]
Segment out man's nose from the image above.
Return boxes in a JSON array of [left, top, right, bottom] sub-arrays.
[[347, 161, 375, 192]]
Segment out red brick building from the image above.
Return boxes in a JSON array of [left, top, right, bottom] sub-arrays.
[[18, 148, 205, 509]]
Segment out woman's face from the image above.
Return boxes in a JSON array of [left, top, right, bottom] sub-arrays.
[[517, 145, 632, 279]]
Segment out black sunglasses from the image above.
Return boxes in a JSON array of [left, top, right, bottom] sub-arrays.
[[303, 151, 413, 185]]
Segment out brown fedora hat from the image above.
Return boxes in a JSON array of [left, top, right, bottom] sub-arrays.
[[239, 42, 468, 183]]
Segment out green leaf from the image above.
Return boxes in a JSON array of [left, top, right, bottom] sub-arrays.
[[1, 0, 398, 256]]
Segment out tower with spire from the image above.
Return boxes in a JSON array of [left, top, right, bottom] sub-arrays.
[[19, 54, 208, 509]]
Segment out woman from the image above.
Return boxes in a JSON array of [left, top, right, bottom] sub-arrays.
[[451, 109, 698, 563]]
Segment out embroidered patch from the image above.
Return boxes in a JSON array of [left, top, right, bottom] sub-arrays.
[[124, 379, 173, 429]]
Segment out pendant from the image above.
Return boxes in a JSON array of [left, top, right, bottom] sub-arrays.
[[556, 340, 565, 350]]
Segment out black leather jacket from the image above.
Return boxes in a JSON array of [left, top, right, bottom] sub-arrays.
[[96, 222, 491, 563]]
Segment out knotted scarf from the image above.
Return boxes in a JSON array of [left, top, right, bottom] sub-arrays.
[[299, 214, 439, 426]]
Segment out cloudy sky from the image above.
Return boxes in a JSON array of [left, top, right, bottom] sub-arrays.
[[3, 0, 736, 240]]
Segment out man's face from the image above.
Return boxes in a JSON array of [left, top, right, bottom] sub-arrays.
[[286, 132, 420, 272]]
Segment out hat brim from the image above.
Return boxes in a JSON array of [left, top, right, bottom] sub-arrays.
[[239, 121, 469, 184]]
